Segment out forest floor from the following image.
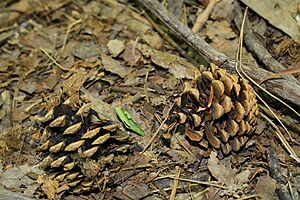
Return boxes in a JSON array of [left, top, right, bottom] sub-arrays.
[[0, 0, 300, 199]]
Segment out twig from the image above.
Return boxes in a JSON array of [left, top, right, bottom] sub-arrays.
[[141, 116, 169, 153], [144, 67, 150, 103], [266, 147, 293, 200], [40, 47, 76, 72], [170, 166, 181, 200], [153, 176, 228, 189], [150, 183, 199, 194], [192, 0, 219, 33], [259, 104, 300, 133], [61, 19, 82, 54], [110, 86, 155, 94], [237, 194, 259, 200], [141, 102, 176, 153], [260, 113, 300, 163]]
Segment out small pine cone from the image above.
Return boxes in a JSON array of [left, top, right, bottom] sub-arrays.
[[164, 64, 259, 155], [33, 95, 131, 194]]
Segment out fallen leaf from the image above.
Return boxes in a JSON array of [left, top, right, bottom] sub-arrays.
[[256, 175, 278, 200], [101, 53, 133, 78], [0, 164, 44, 197], [124, 19, 163, 49], [72, 42, 101, 60], [19, 30, 55, 51], [37, 175, 59, 200], [208, 151, 237, 185], [241, 0, 300, 42], [107, 39, 125, 57], [208, 151, 250, 197], [151, 50, 196, 79]]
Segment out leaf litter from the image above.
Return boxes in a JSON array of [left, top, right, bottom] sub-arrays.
[[0, 0, 299, 199]]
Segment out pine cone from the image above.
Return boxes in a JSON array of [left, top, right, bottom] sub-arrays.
[[34, 95, 131, 194], [164, 64, 259, 155]]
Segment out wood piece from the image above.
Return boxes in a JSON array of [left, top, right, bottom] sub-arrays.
[[135, 0, 300, 107], [233, 3, 298, 82], [266, 147, 293, 200], [192, 0, 219, 33]]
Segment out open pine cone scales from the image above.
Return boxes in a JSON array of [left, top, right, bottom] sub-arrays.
[[164, 64, 259, 155], [34, 95, 131, 194]]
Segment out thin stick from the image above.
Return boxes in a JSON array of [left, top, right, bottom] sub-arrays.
[[61, 19, 82, 54], [236, 194, 259, 200], [260, 112, 300, 163], [192, 0, 219, 33], [170, 166, 181, 200], [141, 116, 169, 153], [40, 47, 76, 72], [144, 68, 150, 103], [141, 102, 176, 153], [154, 176, 228, 189]]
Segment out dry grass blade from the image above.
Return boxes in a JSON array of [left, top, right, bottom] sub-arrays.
[[170, 166, 181, 200], [154, 175, 228, 189], [235, 7, 300, 163], [236, 194, 259, 200], [40, 47, 77, 73], [260, 112, 300, 163], [61, 19, 82, 54], [259, 65, 300, 84], [141, 102, 176, 153]]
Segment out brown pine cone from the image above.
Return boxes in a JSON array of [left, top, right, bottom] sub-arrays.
[[163, 64, 259, 155], [33, 95, 131, 194]]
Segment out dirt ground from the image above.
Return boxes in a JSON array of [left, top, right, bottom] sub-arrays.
[[0, 0, 300, 199]]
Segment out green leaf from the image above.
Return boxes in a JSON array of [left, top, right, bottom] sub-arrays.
[[115, 107, 144, 136]]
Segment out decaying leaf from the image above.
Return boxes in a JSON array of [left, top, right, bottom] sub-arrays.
[[72, 42, 101, 60], [240, 0, 300, 42], [208, 151, 250, 197], [101, 53, 133, 78], [150, 50, 196, 79], [0, 164, 44, 197], [107, 39, 125, 57], [255, 175, 278, 200], [37, 175, 59, 199]]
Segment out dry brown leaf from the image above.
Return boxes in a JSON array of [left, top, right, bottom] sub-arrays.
[[151, 50, 196, 79], [37, 175, 59, 200], [208, 151, 237, 185], [107, 39, 125, 57], [255, 175, 278, 200], [240, 0, 300, 42], [101, 53, 133, 78], [72, 42, 101, 60], [0, 164, 43, 197], [208, 151, 250, 197], [19, 30, 55, 51]]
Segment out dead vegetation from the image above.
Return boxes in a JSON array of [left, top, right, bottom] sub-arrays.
[[0, 0, 299, 199]]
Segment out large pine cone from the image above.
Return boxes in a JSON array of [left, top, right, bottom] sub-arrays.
[[33, 95, 131, 194], [164, 64, 259, 155]]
